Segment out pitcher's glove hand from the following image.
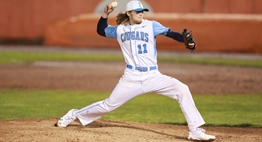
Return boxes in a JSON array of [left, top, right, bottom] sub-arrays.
[[182, 28, 196, 52]]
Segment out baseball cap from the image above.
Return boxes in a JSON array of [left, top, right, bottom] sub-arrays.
[[126, 0, 149, 12]]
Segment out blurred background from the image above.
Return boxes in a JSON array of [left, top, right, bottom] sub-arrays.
[[0, 0, 261, 53]]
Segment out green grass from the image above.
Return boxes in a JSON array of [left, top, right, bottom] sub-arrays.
[[0, 51, 124, 64], [0, 51, 261, 67], [0, 89, 261, 128]]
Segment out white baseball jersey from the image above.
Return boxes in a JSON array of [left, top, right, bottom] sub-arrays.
[[105, 20, 169, 70], [76, 19, 205, 131]]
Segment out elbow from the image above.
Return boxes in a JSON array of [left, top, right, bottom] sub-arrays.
[[96, 28, 102, 36], [97, 28, 106, 37]]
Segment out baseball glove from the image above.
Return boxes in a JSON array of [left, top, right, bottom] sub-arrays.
[[182, 28, 196, 52]]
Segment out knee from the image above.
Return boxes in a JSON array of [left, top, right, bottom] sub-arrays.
[[184, 84, 190, 91], [178, 83, 192, 98], [180, 83, 190, 92]]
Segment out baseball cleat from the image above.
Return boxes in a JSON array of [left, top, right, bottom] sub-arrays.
[[196, 127, 206, 133], [55, 109, 78, 127], [188, 128, 216, 141]]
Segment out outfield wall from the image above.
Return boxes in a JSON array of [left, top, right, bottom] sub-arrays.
[[0, 0, 261, 38], [1, 0, 261, 53], [44, 14, 262, 54]]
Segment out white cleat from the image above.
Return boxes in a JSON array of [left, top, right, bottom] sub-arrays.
[[188, 128, 216, 141], [55, 109, 78, 127]]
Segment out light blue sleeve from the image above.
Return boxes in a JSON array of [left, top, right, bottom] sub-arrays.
[[105, 26, 118, 39], [152, 21, 170, 36]]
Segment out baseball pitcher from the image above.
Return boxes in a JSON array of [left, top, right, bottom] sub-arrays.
[[55, 0, 215, 141]]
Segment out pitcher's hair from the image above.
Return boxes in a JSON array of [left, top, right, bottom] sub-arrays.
[[116, 12, 129, 25]]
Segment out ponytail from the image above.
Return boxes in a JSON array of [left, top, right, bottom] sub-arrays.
[[116, 12, 129, 25]]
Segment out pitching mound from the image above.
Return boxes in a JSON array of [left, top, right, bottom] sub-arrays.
[[0, 118, 261, 142]]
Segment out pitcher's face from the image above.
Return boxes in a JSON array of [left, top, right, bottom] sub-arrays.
[[127, 11, 144, 25]]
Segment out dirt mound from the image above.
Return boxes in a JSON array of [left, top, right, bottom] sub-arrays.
[[0, 119, 261, 142]]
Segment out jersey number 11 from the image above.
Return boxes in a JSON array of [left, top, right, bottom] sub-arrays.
[[137, 44, 148, 54]]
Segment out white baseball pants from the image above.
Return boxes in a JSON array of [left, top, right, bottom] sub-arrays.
[[76, 68, 205, 130]]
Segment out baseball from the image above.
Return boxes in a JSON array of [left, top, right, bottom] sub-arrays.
[[110, 1, 118, 8]]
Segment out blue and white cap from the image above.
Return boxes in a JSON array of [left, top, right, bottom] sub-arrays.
[[126, 0, 149, 12]]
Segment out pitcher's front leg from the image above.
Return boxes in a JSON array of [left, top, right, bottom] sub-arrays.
[[76, 81, 144, 126]]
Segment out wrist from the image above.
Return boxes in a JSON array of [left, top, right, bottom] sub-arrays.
[[102, 13, 109, 18]]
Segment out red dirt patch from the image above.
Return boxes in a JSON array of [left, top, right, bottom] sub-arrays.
[[0, 61, 261, 94]]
